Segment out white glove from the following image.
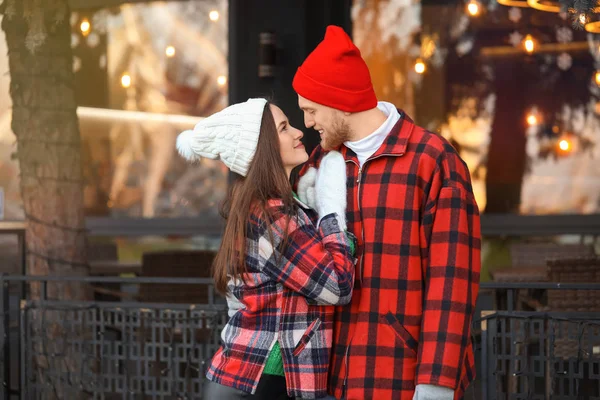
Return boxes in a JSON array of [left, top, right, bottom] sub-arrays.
[[315, 151, 347, 230], [413, 384, 455, 400], [297, 167, 317, 209]]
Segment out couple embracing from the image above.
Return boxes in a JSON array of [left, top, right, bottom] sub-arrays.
[[177, 25, 481, 400]]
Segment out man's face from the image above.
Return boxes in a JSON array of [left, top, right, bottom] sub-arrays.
[[297, 95, 352, 150]]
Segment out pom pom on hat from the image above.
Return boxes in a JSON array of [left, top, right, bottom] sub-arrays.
[[176, 98, 268, 176], [176, 129, 202, 162]]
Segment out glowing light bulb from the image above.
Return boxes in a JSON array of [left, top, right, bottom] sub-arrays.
[[165, 46, 176, 58], [559, 139, 570, 151], [595, 70, 600, 86], [467, 1, 480, 16], [217, 75, 227, 86], [414, 59, 426, 74], [121, 74, 131, 88], [209, 10, 219, 21], [80, 18, 91, 36], [523, 34, 535, 54], [526, 114, 538, 126]]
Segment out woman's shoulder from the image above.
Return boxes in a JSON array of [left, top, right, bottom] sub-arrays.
[[247, 199, 289, 223], [249, 198, 314, 226]]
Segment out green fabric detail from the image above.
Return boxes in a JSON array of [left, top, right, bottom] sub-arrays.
[[263, 341, 285, 376], [345, 231, 356, 257]]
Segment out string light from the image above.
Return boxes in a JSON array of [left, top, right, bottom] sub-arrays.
[[80, 18, 91, 36], [165, 46, 176, 58], [467, 0, 481, 16], [414, 58, 426, 74], [209, 10, 219, 21], [523, 34, 536, 54], [497, 0, 529, 7], [526, 107, 541, 126], [595, 70, 600, 86], [121, 74, 131, 88], [526, 0, 561, 12], [558, 139, 571, 152], [217, 75, 227, 86], [585, 21, 600, 33]]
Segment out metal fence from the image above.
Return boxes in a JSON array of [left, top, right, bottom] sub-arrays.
[[1, 276, 600, 399], [0, 275, 228, 400], [480, 283, 600, 400], [481, 311, 600, 400]]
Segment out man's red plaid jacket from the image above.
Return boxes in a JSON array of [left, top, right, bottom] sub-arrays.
[[298, 111, 481, 400]]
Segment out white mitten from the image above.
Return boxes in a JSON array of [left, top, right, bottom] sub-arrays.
[[413, 384, 455, 400], [315, 151, 347, 230], [297, 167, 317, 209]]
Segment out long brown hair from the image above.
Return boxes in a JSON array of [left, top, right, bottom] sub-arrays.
[[213, 101, 295, 293]]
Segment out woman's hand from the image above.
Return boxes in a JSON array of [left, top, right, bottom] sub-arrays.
[[315, 151, 347, 230]]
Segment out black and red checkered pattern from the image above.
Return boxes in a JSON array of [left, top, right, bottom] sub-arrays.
[[298, 111, 481, 400]]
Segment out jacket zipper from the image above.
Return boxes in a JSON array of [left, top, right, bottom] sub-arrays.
[[346, 159, 363, 286], [342, 152, 404, 394], [350, 153, 404, 283]]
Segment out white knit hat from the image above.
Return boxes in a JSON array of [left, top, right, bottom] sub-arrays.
[[176, 98, 268, 176]]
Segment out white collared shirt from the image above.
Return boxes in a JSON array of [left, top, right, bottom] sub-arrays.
[[344, 101, 400, 166]]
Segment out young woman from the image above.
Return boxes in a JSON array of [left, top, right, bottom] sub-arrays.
[[176, 98, 355, 399]]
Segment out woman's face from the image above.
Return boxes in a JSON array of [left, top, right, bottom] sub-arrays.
[[270, 104, 308, 177]]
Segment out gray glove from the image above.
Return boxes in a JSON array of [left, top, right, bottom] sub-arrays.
[[413, 384, 455, 400], [297, 167, 317, 209], [315, 151, 347, 230]]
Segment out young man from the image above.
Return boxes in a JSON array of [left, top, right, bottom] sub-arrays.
[[293, 26, 481, 400]]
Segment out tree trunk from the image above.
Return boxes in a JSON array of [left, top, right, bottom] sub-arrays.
[[2, 0, 89, 294], [2, 1, 91, 397]]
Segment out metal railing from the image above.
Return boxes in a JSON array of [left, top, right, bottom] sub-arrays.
[[1, 276, 599, 399], [2, 213, 600, 238], [478, 282, 600, 399], [0, 275, 227, 399]]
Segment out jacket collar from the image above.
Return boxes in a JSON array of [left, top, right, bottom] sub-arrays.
[[342, 109, 415, 164], [293, 196, 310, 209], [268, 196, 312, 211]]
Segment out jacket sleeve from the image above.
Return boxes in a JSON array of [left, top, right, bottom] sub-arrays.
[[258, 206, 356, 306], [416, 156, 481, 390]]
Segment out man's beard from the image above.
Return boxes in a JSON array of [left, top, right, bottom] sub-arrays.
[[322, 118, 352, 150]]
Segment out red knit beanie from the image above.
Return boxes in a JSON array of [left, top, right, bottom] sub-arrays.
[[293, 25, 377, 113]]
